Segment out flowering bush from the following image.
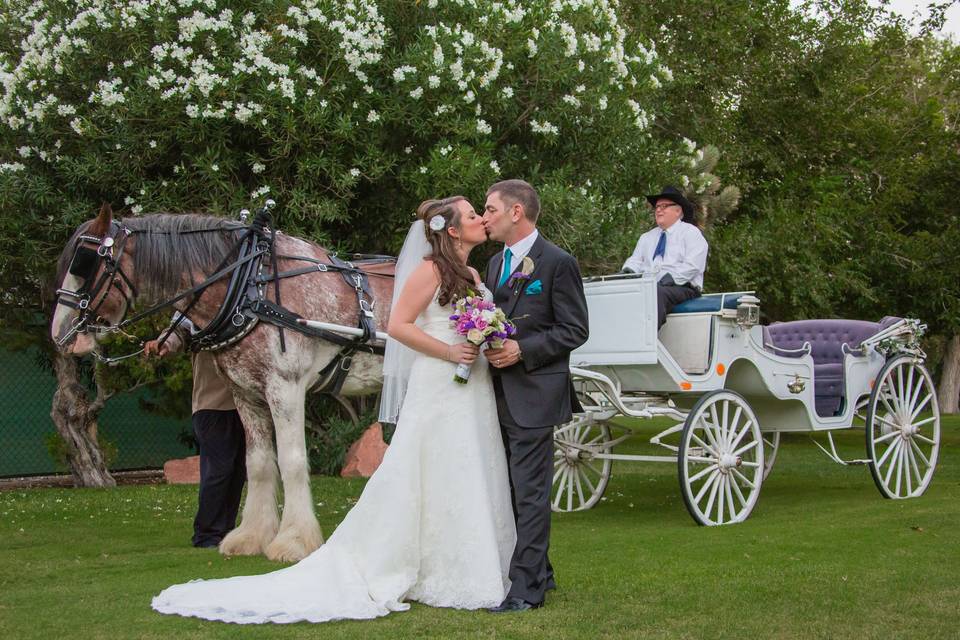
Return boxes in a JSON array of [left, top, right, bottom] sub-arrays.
[[0, 0, 702, 277]]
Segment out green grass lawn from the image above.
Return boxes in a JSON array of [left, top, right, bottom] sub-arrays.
[[2, 417, 958, 639]]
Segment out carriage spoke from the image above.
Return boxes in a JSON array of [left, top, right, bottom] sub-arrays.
[[725, 476, 737, 521], [694, 470, 720, 503], [729, 472, 747, 508], [584, 432, 608, 446], [688, 464, 717, 484], [731, 467, 755, 490], [897, 365, 906, 412], [704, 475, 721, 521], [913, 433, 936, 445], [908, 368, 924, 413], [875, 436, 900, 469], [894, 444, 904, 496], [580, 468, 597, 495], [911, 415, 938, 429], [909, 393, 933, 421], [726, 406, 743, 447], [690, 432, 719, 457], [904, 365, 916, 411], [687, 455, 718, 464], [552, 468, 569, 509], [880, 385, 899, 418], [574, 470, 586, 507], [873, 413, 900, 431], [906, 444, 920, 489], [733, 439, 759, 457], [700, 414, 723, 453], [909, 437, 931, 469], [710, 404, 724, 446], [739, 460, 760, 468], [716, 476, 726, 524], [584, 460, 603, 477], [873, 428, 900, 444], [728, 421, 753, 452], [883, 440, 902, 487], [566, 468, 574, 511]]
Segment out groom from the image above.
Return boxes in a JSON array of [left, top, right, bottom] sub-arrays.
[[482, 179, 589, 612]]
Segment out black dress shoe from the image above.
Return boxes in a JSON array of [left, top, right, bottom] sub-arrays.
[[488, 597, 543, 613]]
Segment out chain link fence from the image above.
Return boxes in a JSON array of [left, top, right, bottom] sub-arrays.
[[1, 348, 193, 478]]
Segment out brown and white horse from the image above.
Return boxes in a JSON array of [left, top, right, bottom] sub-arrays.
[[51, 205, 394, 562]]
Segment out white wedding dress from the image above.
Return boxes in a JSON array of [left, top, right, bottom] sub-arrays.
[[152, 286, 515, 624]]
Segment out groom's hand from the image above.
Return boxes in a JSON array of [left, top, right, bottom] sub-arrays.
[[486, 340, 521, 368]]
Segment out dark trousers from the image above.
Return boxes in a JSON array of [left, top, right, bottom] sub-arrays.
[[494, 378, 556, 605], [191, 409, 246, 547], [657, 284, 700, 328]]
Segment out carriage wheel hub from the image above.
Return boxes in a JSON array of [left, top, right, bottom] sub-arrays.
[[719, 453, 741, 472]]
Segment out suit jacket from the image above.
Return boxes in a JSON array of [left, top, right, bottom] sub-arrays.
[[485, 234, 589, 428]]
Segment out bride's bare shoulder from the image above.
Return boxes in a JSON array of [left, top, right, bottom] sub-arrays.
[[406, 259, 442, 286], [467, 266, 482, 286]]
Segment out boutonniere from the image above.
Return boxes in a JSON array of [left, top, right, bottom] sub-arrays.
[[508, 256, 536, 292]]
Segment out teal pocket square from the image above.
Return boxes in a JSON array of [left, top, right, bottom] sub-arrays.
[[525, 279, 542, 295]]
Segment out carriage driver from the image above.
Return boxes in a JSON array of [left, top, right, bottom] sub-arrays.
[[621, 186, 708, 328]]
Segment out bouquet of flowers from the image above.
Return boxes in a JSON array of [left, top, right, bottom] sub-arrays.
[[448, 294, 517, 384]]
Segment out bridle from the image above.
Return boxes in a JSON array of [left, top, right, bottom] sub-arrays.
[[53, 206, 393, 387], [55, 220, 138, 351]]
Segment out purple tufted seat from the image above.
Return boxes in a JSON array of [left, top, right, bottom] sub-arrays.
[[762, 317, 900, 416]]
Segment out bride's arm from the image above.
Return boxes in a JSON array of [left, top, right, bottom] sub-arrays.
[[387, 261, 478, 365]]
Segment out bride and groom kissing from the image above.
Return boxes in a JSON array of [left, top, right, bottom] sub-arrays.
[[152, 179, 590, 623]]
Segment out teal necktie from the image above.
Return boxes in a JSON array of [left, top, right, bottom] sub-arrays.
[[498, 248, 513, 288]]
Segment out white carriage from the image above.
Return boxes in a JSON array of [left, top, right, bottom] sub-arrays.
[[553, 273, 941, 525]]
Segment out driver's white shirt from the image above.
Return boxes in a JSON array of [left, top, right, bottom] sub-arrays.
[[621, 220, 708, 289]]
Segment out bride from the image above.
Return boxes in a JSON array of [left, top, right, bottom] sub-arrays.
[[152, 197, 516, 623]]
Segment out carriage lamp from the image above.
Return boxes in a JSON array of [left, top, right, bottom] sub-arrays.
[[736, 295, 761, 328]]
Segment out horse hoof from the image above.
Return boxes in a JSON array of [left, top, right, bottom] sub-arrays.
[[265, 527, 323, 563], [219, 528, 269, 557]]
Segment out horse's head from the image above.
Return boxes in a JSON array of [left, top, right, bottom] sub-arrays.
[[51, 204, 138, 355]]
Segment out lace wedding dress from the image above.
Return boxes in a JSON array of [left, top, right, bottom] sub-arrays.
[[152, 285, 515, 624]]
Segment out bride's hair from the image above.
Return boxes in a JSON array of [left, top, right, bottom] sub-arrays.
[[416, 197, 474, 306]]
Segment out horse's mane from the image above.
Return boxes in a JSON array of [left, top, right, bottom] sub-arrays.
[[123, 213, 245, 302]]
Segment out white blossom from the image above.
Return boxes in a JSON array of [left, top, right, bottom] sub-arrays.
[[476, 119, 491, 134], [252, 162, 265, 174], [530, 119, 559, 135]]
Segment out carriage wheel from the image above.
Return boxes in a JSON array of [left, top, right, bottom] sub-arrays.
[[761, 432, 780, 481], [552, 416, 613, 512], [866, 356, 940, 499], [678, 391, 764, 526]]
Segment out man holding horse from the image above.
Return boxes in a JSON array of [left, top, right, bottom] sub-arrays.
[[144, 323, 246, 549]]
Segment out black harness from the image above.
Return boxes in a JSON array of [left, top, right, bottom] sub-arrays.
[[55, 206, 392, 395]]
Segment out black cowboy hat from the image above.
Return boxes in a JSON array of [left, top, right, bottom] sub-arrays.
[[646, 186, 695, 224]]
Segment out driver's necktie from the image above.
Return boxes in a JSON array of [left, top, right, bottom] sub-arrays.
[[653, 231, 666, 260], [498, 248, 513, 288]]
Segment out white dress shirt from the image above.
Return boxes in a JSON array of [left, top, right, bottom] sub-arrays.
[[622, 220, 708, 289], [499, 228, 539, 283]]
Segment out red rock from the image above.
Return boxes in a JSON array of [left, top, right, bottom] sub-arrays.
[[340, 423, 388, 478], [164, 455, 200, 484]]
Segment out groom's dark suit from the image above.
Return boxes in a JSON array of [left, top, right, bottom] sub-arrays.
[[485, 233, 588, 605]]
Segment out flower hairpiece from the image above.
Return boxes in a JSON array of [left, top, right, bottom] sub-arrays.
[[428, 214, 446, 231]]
